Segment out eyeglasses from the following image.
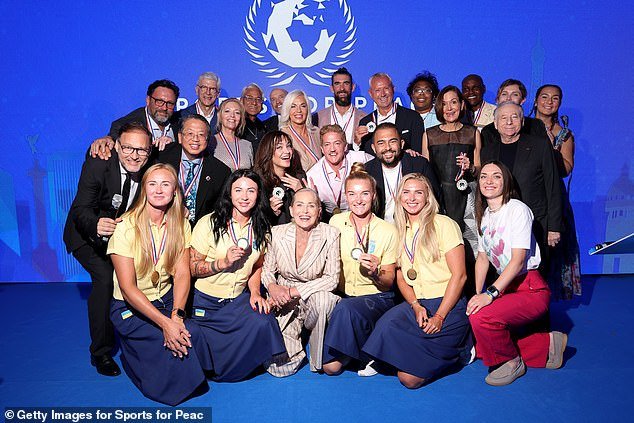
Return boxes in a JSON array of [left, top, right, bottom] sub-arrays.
[[150, 96, 176, 108], [197, 85, 219, 94], [118, 143, 151, 157], [413, 88, 433, 95], [182, 131, 207, 140], [243, 95, 263, 104]]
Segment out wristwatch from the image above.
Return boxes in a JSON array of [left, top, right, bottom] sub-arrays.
[[172, 308, 186, 319], [486, 285, 500, 300]]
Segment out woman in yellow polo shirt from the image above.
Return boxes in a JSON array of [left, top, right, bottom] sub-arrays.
[[363, 173, 471, 389], [323, 163, 398, 376], [108, 163, 211, 405], [189, 169, 285, 382]]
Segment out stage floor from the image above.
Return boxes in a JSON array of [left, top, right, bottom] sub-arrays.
[[2, 275, 633, 422]]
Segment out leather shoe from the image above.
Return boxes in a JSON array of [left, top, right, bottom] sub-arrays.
[[91, 355, 121, 377]]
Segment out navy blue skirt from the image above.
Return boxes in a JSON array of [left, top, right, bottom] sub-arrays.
[[323, 291, 395, 363], [110, 290, 210, 406], [363, 297, 471, 380], [192, 289, 285, 382]]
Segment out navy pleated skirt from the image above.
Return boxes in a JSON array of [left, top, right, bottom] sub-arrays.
[[323, 291, 395, 363], [363, 297, 471, 380], [192, 289, 286, 382], [110, 289, 211, 406]]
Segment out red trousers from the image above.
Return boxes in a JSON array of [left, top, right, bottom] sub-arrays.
[[469, 270, 551, 367]]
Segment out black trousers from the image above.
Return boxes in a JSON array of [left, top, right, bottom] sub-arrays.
[[72, 244, 115, 357]]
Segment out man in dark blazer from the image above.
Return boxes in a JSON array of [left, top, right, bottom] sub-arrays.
[[64, 122, 152, 377], [90, 79, 181, 159], [364, 123, 441, 222], [480, 78, 549, 148], [355, 72, 425, 154], [158, 114, 231, 226], [240, 83, 268, 155], [179, 72, 220, 133], [481, 101, 562, 261], [263, 87, 287, 132]]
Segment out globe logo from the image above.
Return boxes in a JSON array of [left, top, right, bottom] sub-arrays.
[[244, 0, 357, 87]]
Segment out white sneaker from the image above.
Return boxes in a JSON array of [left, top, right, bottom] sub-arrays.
[[358, 360, 378, 377]]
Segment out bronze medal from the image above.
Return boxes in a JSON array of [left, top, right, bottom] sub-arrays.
[[151, 270, 160, 286], [407, 268, 418, 280], [333, 207, 341, 215]]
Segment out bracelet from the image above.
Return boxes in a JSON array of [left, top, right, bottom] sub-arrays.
[[434, 313, 445, 322], [409, 300, 419, 308]]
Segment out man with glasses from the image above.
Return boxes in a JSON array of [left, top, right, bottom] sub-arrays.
[[180, 72, 221, 132], [316, 67, 367, 150], [64, 122, 152, 377], [157, 114, 231, 226], [90, 79, 180, 159], [240, 83, 268, 154]]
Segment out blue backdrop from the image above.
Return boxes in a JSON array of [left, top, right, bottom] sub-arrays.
[[1, 0, 632, 281]]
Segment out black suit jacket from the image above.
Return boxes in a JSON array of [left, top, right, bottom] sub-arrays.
[[359, 105, 425, 154], [157, 144, 231, 226], [108, 106, 181, 142], [480, 133, 563, 238], [179, 103, 218, 134], [481, 116, 548, 150], [63, 152, 140, 254], [365, 154, 443, 220]]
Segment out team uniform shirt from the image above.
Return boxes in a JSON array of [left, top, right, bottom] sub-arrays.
[[329, 211, 398, 296], [108, 214, 192, 301], [306, 150, 373, 214], [400, 215, 464, 299], [478, 199, 541, 274], [190, 214, 264, 299]]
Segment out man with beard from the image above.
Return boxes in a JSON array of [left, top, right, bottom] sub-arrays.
[[180, 72, 221, 132], [316, 68, 366, 150], [356, 73, 425, 154], [90, 80, 180, 159], [460, 74, 495, 131], [240, 83, 268, 154], [306, 124, 373, 219], [364, 123, 441, 223], [263, 88, 287, 132]]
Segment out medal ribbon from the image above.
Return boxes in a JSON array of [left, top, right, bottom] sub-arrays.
[[322, 157, 347, 208], [385, 163, 403, 200], [145, 108, 171, 141], [218, 131, 241, 170], [179, 159, 204, 198], [455, 152, 467, 182], [404, 226, 421, 265], [196, 101, 215, 121], [472, 103, 484, 126], [228, 220, 253, 247], [149, 222, 168, 267], [289, 125, 319, 161], [351, 215, 371, 252], [331, 106, 356, 133], [373, 103, 397, 124]]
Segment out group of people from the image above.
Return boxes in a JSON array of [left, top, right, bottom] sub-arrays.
[[64, 67, 580, 405]]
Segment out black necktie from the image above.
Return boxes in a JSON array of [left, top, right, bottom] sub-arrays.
[[117, 172, 131, 218]]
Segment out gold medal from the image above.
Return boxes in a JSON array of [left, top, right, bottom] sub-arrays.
[[151, 270, 160, 286], [332, 207, 341, 215], [407, 268, 417, 281]]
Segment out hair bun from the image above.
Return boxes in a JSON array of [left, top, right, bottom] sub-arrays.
[[349, 162, 366, 174]]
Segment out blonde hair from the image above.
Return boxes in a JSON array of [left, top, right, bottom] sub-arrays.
[[123, 163, 187, 279], [278, 89, 313, 130], [393, 173, 441, 263], [216, 98, 246, 135], [344, 162, 379, 214]]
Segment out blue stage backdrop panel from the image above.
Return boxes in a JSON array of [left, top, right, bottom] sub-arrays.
[[0, 0, 632, 281]]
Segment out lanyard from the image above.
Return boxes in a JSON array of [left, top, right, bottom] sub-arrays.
[[404, 226, 421, 265], [289, 126, 319, 161], [331, 106, 356, 133], [384, 163, 402, 200], [351, 214, 371, 251], [179, 159, 204, 198], [373, 103, 397, 124], [149, 222, 168, 267], [228, 220, 253, 246], [322, 157, 347, 207], [218, 131, 241, 170], [145, 108, 170, 140]]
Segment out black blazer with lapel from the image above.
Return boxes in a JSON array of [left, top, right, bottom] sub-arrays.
[[359, 105, 425, 154], [108, 106, 181, 143], [480, 133, 563, 237], [157, 143, 231, 226], [365, 154, 443, 220], [63, 152, 137, 254]]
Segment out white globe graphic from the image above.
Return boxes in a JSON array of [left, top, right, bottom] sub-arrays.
[[244, 0, 357, 86]]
